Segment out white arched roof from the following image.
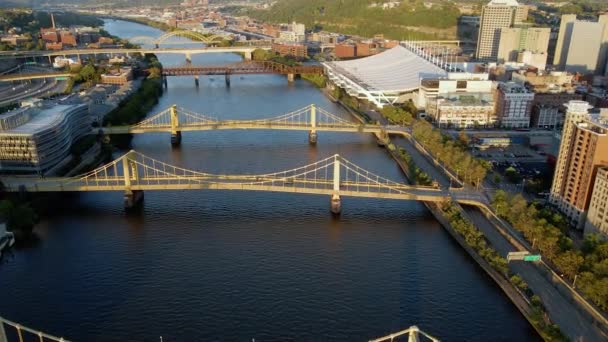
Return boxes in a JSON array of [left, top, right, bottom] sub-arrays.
[[323, 45, 447, 93]]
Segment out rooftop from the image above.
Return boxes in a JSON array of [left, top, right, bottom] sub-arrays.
[[0, 104, 86, 136], [487, 0, 519, 6], [323, 45, 447, 93]]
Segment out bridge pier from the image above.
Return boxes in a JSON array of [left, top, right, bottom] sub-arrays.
[[225, 73, 231, 87], [244, 51, 252, 60], [287, 73, 295, 83], [162, 76, 168, 88], [124, 189, 144, 210], [194, 75, 199, 87], [330, 193, 341, 215], [171, 131, 182, 146], [309, 130, 317, 145], [185, 52, 192, 64]]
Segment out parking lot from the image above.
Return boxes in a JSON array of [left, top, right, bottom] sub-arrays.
[[473, 145, 548, 163]]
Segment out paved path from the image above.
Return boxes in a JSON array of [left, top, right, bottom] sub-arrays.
[[392, 136, 607, 341], [465, 208, 606, 341]]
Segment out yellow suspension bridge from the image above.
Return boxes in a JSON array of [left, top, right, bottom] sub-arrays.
[[98, 104, 404, 146], [1, 151, 488, 213]]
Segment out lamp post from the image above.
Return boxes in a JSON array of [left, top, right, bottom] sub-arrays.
[[573, 274, 579, 289]]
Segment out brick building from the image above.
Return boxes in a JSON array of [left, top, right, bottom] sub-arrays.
[[271, 43, 307, 59]]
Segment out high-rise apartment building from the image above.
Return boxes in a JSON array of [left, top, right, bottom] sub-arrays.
[[497, 27, 550, 64], [495, 82, 534, 128], [476, 0, 526, 61], [553, 14, 608, 75], [585, 167, 608, 237], [550, 101, 608, 228]]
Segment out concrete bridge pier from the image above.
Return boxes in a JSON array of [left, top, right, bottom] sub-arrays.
[[171, 131, 182, 146], [124, 189, 144, 210], [194, 75, 199, 87], [185, 52, 192, 64], [162, 76, 168, 88], [330, 193, 341, 215], [375, 129, 389, 146], [244, 50, 252, 60], [309, 130, 318, 145], [287, 73, 295, 83], [225, 73, 231, 87]]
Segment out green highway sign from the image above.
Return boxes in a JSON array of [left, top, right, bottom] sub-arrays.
[[523, 255, 541, 262], [55, 77, 68, 81]]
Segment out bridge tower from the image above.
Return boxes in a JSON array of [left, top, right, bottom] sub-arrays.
[[170, 105, 182, 146], [309, 104, 317, 145], [331, 157, 341, 215], [122, 150, 144, 209]]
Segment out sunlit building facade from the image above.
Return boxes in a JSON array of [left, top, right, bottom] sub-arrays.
[[0, 104, 90, 174]]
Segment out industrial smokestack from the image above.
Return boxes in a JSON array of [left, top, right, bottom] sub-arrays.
[[51, 12, 56, 29]]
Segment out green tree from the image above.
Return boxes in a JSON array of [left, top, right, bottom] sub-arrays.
[[554, 250, 584, 280], [0, 200, 37, 237]]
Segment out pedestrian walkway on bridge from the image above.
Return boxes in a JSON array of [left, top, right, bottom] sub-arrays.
[[1, 151, 488, 213]]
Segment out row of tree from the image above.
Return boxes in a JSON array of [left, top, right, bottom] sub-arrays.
[[492, 191, 608, 311], [380, 105, 414, 126], [0, 199, 37, 240], [412, 120, 490, 186], [441, 202, 567, 341], [397, 147, 433, 186]]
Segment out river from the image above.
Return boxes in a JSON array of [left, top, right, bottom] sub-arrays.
[[0, 19, 540, 341]]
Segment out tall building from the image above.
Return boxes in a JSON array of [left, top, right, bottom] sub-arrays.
[[550, 101, 608, 228], [476, 0, 526, 61], [497, 27, 550, 64], [553, 14, 608, 75], [585, 167, 608, 237], [291, 21, 305, 42], [495, 82, 534, 128]]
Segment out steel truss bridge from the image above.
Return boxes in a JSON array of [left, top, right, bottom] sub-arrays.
[[1, 150, 487, 212], [162, 61, 324, 77], [0, 61, 323, 83]]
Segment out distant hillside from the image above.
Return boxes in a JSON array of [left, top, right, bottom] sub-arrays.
[[247, 0, 461, 40]]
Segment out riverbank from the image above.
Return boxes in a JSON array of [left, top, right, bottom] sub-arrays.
[[330, 88, 566, 341]]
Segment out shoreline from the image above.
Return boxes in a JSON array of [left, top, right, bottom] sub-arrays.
[[330, 90, 550, 340]]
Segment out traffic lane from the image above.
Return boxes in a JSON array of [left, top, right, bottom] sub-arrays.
[[392, 136, 452, 188], [464, 207, 606, 341]]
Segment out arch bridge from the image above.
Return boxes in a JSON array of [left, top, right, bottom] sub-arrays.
[[98, 104, 397, 146], [1, 151, 487, 213], [129, 30, 231, 48]]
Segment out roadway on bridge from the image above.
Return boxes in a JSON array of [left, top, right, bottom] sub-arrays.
[[0, 46, 270, 60]]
